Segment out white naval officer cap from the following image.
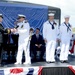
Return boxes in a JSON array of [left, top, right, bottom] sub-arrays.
[[48, 13, 55, 16], [0, 14, 3, 18], [64, 15, 70, 18], [17, 14, 26, 19]]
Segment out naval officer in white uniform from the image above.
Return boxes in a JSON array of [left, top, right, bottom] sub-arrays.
[[43, 13, 59, 63], [59, 15, 72, 63], [14, 14, 31, 64]]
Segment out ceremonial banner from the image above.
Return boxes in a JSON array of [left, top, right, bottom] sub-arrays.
[[69, 66, 75, 74], [0, 66, 43, 75]]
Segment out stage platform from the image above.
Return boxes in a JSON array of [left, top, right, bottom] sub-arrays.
[[0, 55, 75, 75], [0, 62, 75, 75]]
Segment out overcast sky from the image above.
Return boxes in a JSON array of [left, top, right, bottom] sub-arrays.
[[7, 0, 75, 27]]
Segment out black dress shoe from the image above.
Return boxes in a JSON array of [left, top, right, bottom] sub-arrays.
[[50, 61, 55, 63], [60, 60, 64, 63], [46, 61, 55, 63], [63, 60, 69, 63], [60, 60, 68, 63]]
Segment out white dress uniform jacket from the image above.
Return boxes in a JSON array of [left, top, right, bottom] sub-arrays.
[[16, 20, 31, 64], [59, 22, 72, 61], [43, 20, 59, 62]]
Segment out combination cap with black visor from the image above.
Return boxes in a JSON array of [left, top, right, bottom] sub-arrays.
[[17, 14, 26, 19]]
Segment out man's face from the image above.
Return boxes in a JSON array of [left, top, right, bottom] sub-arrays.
[[0, 17, 3, 22], [65, 18, 69, 22], [49, 16, 54, 21], [18, 17, 25, 22], [36, 29, 40, 34]]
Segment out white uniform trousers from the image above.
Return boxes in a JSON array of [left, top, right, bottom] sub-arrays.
[[60, 39, 70, 61], [16, 40, 31, 63], [46, 40, 56, 62]]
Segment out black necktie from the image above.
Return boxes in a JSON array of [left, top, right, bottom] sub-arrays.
[[49, 21, 54, 29], [64, 22, 71, 32]]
